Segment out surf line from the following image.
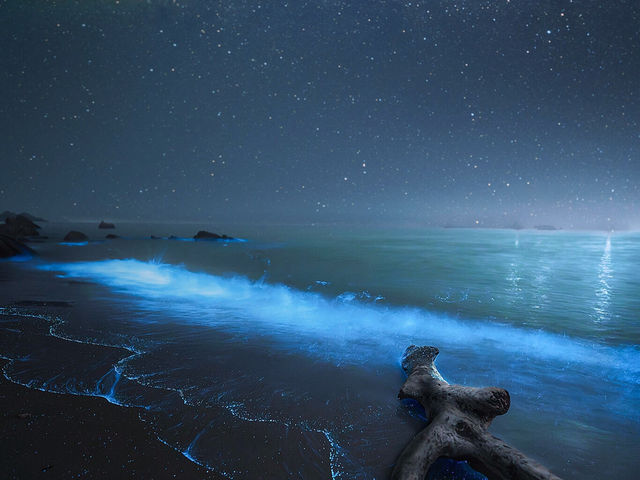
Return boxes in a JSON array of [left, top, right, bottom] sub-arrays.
[[35, 259, 640, 380]]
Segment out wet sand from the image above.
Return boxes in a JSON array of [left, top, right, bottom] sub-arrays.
[[0, 359, 217, 479]]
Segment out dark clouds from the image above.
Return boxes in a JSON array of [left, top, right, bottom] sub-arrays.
[[1, 0, 639, 228]]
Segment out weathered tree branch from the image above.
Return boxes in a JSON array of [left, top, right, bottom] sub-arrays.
[[392, 345, 563, 480]]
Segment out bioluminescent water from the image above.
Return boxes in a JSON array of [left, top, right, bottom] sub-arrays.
[[1, 225, 639, 479], [37, 258, 640, 384]]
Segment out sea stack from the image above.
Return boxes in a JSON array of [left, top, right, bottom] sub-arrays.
[[193, 230, 233, 240], [63, 231, 88, 242], [194, 230, 221, 240], [0, 211, 46, 222], [0, 214, 41, 239], [98, 221, 116, 229]]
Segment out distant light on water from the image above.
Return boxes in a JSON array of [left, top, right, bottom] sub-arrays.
[[595, 235, 613, 323]]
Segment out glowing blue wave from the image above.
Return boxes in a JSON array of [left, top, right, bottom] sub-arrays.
[[38, 259, 639, 382]]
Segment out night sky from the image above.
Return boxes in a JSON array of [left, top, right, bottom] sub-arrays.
[[1, 0, 639, 229]]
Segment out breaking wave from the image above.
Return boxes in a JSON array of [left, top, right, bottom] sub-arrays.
[[37, 259, 640, 384]]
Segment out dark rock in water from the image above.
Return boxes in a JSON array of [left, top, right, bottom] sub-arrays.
[[0, 234, 35, 258], [105, 234, 120, 239], [0, 214, 41, 238], [18, 212, 47, 222], [0, 211, 46, 222], [98, 220, 115, 229], [63, 231, 88, 242], [194, 230, 233, 240], [150, 235, 161, 240], [194, 230, 220, 240]]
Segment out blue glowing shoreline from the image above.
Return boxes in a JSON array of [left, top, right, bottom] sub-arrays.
[[35, 258, 640, 383]]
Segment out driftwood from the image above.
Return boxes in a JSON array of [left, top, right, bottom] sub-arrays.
[[392, 345, 563, 480]]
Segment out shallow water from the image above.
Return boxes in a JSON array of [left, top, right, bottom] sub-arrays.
[[1, 224, 639, 478]]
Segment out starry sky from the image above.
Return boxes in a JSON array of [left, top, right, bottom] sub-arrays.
[[1, 0, 639, 229]]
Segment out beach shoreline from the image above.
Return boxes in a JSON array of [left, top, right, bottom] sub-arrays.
[[0, 226, 638, 479], [0, 358, 217, 479]]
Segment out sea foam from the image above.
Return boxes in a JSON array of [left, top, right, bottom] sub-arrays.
[[37, 259, 639, 383]]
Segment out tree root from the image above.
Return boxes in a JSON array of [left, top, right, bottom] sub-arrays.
[[392, 345, 563, 480]]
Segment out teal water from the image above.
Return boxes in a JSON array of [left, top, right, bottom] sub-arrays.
[[46, 224, 639, 343], [2, 224, 639, 479]]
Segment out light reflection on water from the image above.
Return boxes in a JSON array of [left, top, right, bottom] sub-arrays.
[[595, 236, 613, 323]]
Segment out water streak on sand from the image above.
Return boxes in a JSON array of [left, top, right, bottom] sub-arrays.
[[224, 401, 345, 480], [0, 307, 346, 478], [150, 432, 222, 476]]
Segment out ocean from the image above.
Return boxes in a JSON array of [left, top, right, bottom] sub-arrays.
[[1, 223, 639, 479]]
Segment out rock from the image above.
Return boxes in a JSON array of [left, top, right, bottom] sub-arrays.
[[150, 235, 161, 240], [98, 221, 115, 229], [194, 230, 233, 240], [0, 210, 14, 221], [0, 211, 46, 222], [194, 230, 220, 240], [63, 231, 88, 242], [0, 234, 35, 258], [18, 212, 47, 222], [105, 234, 120, 239], [0, 214, 41, 238]]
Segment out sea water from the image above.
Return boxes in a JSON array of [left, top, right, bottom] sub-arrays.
[[1, 224, 638, 479]]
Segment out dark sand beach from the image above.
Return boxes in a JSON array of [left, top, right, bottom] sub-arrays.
[[0, 358, 216, 479]]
